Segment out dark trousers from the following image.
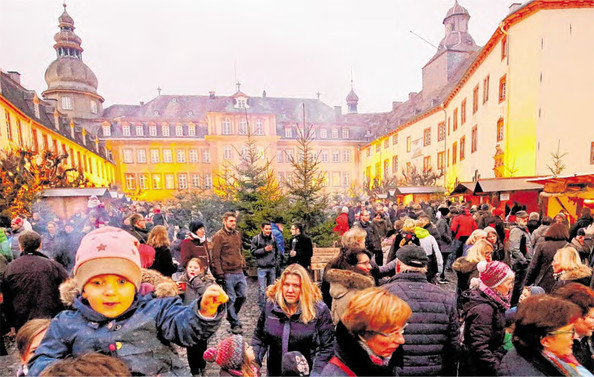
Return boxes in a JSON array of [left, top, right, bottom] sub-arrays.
[[374, 248, 384, 266], [511, 264, 528, 307], [186, 339, 208, 375]]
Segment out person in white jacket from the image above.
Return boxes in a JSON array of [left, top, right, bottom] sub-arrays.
[[414, 222, 444, 284]]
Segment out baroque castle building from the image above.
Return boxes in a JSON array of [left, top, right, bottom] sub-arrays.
[[1, 1, 592, 203]]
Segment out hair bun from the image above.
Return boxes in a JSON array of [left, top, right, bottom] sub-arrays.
[[477, 260, 488, 273]]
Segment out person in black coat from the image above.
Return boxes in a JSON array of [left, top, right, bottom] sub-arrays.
[[251, 222, 280, 311], [147, 225, 177, 277], [288, 223, 313, 271], [499, 294, 583, 376], [460, 261, 514, 376], [382, 245, 459, 376], [570, 208, 593, 241], [1, 231, 68, 331], [353, 210, 383, 266]]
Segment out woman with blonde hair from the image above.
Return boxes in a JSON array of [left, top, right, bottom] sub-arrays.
[[453, 240, 494, 309], [387, 218, 420, 263], [551, 247, 593, 290], [252, 264, 335, 376], [147, 225, 177, 277], [321, 287, 412, 376], [463, 229, 488, 255]]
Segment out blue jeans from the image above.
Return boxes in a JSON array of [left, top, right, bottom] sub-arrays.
[[223, 273, 247, 328], [257, 267, 276, 311]]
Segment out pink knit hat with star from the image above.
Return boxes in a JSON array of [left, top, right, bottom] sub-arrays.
[[203, 335, 245, 371], [74, 226, 142, 291], [478, 261, 514, 288]]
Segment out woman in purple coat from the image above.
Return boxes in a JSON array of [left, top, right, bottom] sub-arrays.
[[252, 264, 334, 376]]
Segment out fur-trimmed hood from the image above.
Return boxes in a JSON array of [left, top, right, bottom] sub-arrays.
[[324, 268, 375, 290], [452, 257, 479, 274], [59, 268, 179, 307]]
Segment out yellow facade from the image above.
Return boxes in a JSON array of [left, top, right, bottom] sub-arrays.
[[361, 1, 594, 191], [0, 78, 114, 187]]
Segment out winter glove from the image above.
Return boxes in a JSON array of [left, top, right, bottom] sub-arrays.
[[199, 285, 229, 318]]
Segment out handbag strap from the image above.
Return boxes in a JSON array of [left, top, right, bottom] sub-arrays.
[[329, 356, 356, 377]]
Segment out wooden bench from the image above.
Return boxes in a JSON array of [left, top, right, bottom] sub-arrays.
[[311, 247, 340, 282]]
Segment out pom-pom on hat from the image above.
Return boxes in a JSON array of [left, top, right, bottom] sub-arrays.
[[203, 335, 245, 371], [477, 261, 514, 288], [341, 206, 349, 214], [74, 226, 142, 291]]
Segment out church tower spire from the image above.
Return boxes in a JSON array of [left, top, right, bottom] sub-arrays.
[[42, 3, 104, 121], [346, 70, 359, 114]]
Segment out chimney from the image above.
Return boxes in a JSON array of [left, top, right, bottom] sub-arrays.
[[262, 90, 267, 98], [139, 101, 144, 106], [392, 101, 402, 111], [509, 3, 522, 13], [7, 71, 20, 85], [408, 92, 417, 103], [209, 91, 215, 99], [334, 106, 342, 118]]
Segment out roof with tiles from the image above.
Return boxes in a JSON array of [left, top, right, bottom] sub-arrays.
[[0, 71, 111, 160], [103, 94, 340, 125]]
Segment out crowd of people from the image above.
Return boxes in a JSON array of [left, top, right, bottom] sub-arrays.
[[0, 194, 593, 376]]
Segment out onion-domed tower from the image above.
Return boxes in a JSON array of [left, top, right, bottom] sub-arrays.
[[346, 80, 359, 114], [42, 3, 104, 120]]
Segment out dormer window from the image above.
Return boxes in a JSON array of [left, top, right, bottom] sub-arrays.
[[237, 98, 247, 109], [102, 125, 111, 137], [153, 111, 160, 116], [122, 125, 130, 136], [176, 125, 183, 137], [34, 102, 40, 119], [188, 124, 196, 136], [149, 125, 157, 137], [162, 125, 170, 136], [135, 125, 144, 136]]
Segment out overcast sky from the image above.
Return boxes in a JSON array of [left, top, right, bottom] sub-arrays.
[[0, 0, 513, 113]]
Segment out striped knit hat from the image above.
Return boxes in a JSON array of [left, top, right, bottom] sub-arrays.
[[478, 261, 514, 288]]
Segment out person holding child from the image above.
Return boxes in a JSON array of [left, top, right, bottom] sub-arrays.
[[27, 226, 228, 376]]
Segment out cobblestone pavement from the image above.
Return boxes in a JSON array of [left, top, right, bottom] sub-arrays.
[[0, 271, 456, 376]]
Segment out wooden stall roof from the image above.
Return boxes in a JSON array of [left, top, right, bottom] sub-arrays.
[[475, 178, 543, 194], [40, 187, 111, 198], [396, 186, 446, 195]]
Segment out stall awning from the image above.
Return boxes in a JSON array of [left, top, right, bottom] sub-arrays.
[[474, 178, 543, 194], [40, 188, 111, 198], [450, 182, 476, 195], [396, 186, 446, 195]]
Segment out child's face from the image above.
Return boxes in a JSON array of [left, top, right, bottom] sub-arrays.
[[22, 329, 47, 365], [82, 274, 135, 318], [245, 343, 255, 361], [187, 261, 203, 278], [519, 287, 532, 303]]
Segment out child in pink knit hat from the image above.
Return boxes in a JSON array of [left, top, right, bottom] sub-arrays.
[[27, 226, 229, 376], [204, 334, 259, 377]]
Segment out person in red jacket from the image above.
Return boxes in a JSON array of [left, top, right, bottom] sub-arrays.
[[333, 207, 350, 236], [451, 206, 478, 258]]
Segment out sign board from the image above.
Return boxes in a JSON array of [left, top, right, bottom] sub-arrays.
[[500, 192, 510, 201], [411, 138, 423, 158]]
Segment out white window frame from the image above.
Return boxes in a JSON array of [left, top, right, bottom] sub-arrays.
[[342, 150, 351, 162], [321, 151, 329, 163], [332, 151, 340, 163], [137, 149, 147, 163], [255, 120, 264, 135], [150, 149, 160, 163], [189, 149, 198, 163], [163, 149, 173, 163], [176, 125, 183, 137], [162, 125, 170, 136], [284, 127, 292, 138], [123, 149, 133, 163], [332, 128, 339, 139], [239, 119, 247, 135], [224, 146, 233, 159], [204, 174, 212, 188], [342, 128, 349, 139], [90, 100, 98, 114], [125, 173, 135, 190], [135, 125, 144, 136], [178, 173, 188, 189], [191, 174, 200, 189], [165, 174, 175, 189], [222, 118, 231, 135], [202, 149, 210, 163], [61, 96, 73, 110], [102, 125, 111, 137], [343, 172, 351, 187], [176, 149, 186, 163], [122, 125, 130, 136], [139, 174, 148, 190], [152, 174, 161, 189], [320, 129, 327, 139], [188, 124, 196, 137], [149, 125, 157, 137]]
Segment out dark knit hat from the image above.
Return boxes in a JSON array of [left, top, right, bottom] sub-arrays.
[[281, 351, 310, 376], [477, 261, 514, 288], [189, 220, 205, 233], [396, 245, 428, 268], [203, 335, 244, 371], [438, 207, 450, 216]]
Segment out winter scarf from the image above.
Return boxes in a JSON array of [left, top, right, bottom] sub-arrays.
[[543, 350, 588, 377], [188, 231, 206, 244], [478, 281, 511, 309]]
